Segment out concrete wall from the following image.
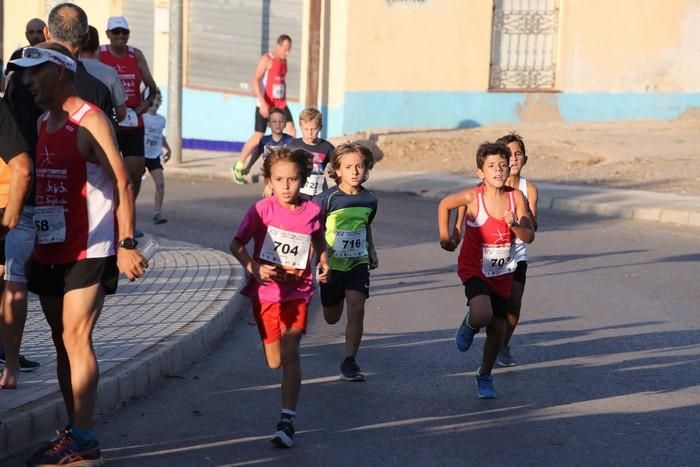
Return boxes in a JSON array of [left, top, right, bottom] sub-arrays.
[[4, 0, 700, 148]]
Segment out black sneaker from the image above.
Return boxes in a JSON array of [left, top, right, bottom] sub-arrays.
[[271, 419, 295, 448], [0, 353, 40, 372], [340, 357, 366, 382]]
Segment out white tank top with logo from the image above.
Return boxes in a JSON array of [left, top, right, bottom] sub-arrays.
[[513, 177, 529, 262]]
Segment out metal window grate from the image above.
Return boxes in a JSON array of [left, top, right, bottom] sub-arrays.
[[489, 0, 559, 90]]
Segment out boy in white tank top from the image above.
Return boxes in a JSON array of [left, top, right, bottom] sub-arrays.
[[497, 133, 539, 367]]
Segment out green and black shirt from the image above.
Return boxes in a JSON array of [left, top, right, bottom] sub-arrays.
[[314, 186, 378, 271]]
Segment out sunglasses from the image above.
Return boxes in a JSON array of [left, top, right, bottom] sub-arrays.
[[110, 28, 130, 35]]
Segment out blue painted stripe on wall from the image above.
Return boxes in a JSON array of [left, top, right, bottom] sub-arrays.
[[162, 88, 700, 148]]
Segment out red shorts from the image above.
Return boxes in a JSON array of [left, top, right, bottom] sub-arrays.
[[251, 299, 309, 344]]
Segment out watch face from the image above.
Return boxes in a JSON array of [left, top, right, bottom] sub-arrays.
[[120, 238, 137, 249]]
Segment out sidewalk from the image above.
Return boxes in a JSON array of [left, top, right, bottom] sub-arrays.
[[169, 149, 700, 227], [0, 235, 245, 459]]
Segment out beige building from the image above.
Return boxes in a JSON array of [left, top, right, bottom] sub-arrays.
[[4, 0, 699, 147]]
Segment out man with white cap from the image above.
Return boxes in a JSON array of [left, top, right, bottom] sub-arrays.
[[11, 42, 146, 467], [100, 16, 158, 215]]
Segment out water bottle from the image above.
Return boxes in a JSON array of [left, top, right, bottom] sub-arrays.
[[139, 237, 160, 267]]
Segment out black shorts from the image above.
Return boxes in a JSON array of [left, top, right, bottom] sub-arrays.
[[320, 264, 370, 307], [117, 126, 145, 157], [26, 256, 119, 296], [463, 277, 510, 319], [513, 261, 528, 285], [254, 106, 294, 133], [145, 157, 163, 173], [0, 238, 5, 265]]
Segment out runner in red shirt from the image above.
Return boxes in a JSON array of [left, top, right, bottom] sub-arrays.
[[233, 35, 297, 184], [11, 42, 146, 467], [99, 16, 157, 212], [438, 142, 534, 399]]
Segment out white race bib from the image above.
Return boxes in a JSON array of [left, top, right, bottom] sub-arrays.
[[482, 244, 516, 277], [300, 174, 325, 196], [120, 108, 139, 128], [259, 226, 311, 269], [272, 83, 285, 99], [333, 229, 367, 258], [34, 206, 66, 244]]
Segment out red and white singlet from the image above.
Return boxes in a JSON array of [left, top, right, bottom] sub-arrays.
[[99, 45, 143, 127], [34, 103, 116, 264], [457, 185, 517, 298], [260, 52, 287, 109]]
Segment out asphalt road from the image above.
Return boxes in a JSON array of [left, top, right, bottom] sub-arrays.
[[11, 177, 700, 466]]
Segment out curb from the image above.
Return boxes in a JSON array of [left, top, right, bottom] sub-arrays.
[[0, 240, 247, 460]]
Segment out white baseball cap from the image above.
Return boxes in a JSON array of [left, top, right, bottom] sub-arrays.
[[107, 16, 129, 31], [10, 47, 76, 72]]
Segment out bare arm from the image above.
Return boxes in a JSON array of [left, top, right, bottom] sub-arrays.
[[527, 182, 539, 231], [311, 235, 330, 283], [161, 135, 171, 162], [0, 152, 32, 237], [134, 48, 157, 114], [229, 236, 277, 283], [438, 190, 473, 250], [79, 111, 145, 279], [251, 54, 272, 117], [366, 225, 379, 269], [506, 191, 535, 244]]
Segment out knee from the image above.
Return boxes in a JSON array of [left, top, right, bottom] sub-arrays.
[[323, 306, 342, 325], [155, 181, 165, 191], [267, 359, 281, 370]]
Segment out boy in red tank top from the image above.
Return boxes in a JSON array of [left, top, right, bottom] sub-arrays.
[[437, 142, 534, 399]]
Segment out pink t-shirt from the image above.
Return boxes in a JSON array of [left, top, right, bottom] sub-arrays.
[[235, 197, 323, 303]]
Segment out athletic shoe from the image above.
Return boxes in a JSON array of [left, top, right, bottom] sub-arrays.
[[340, 356, 366, 382], [455, 313, 478, 352], [0, 353, 40, 372], [271, 419, 295, 448], [475, 369, 497, 399], [497, 345, 516, 367], [231, 161, 246, 184], [31, 425, 71, 457], [27, 432, 103, 466], [152, 212, 168, 224]]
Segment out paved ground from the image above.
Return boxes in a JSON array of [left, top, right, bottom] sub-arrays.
[[2, 142, 699, 462]]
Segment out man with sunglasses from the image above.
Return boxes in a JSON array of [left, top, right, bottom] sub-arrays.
[[100, 16, 158, 219]]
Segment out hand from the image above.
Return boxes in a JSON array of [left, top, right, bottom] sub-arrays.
[[504, 210, 515, 227], [369, 251, 379, 270], [317, 260, 330, 283], [440, 238, 457, 252], [277, 266, 305, 282], [259, 103, 269, 118], [251, 261, 278, 283], [162, 151, 171, 163], [117, 248, 146, 281]]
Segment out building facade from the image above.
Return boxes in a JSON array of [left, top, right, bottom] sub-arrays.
[[4, 0, 699, 149]]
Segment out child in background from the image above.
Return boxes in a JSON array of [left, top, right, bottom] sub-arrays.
[[235, 107, 293, 186], [496, 132, 538, 367], [142, 89, 171, 224], [314, 142, 378, 382], [287, 108, 334, 199], [230, 147, 329, 448], [438, 142, 534, 399]]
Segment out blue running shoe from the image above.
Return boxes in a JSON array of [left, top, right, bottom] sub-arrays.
[[456, 313, 478, 352], [475, 369, 497, 399]]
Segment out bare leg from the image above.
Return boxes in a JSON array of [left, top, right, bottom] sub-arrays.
[[58, 284, 105, 430], [263, 340, 282, 369], [343, 290, 367, 358], [323, 302, 344, 325], [504, 281, 524, 346], [0, 282, 29, 388], [125, 156, 145, 200], [150, 168, 165, 213], [238, 132, 264, 165], [280, 329, 303, 410], [481, 318, 506, 375], [41, 295, 73, 420]]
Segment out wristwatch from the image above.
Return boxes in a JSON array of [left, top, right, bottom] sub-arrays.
[[119, 237, 138, 249]]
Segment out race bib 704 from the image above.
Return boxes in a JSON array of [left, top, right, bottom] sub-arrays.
[[259, 226, 311, 269]]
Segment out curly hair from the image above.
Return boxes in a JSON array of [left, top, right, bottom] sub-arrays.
[[327, 142, 375, 184], [262, 147, 313, 185]]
